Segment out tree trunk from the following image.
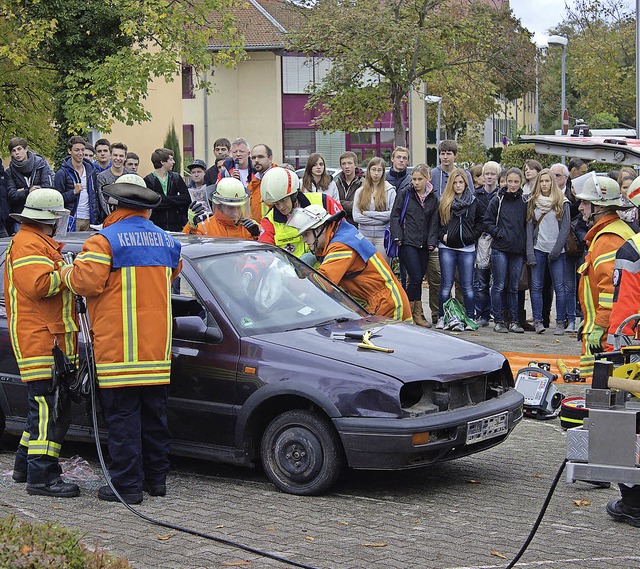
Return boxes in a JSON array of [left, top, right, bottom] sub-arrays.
[[391, 86, 407, 148]]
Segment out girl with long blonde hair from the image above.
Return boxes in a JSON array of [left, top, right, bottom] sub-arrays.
[[436, 168, 483, 328], [525, 168, 571, 334], [352, 157, 396, 263]]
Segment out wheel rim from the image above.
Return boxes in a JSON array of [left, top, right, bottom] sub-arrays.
[[271, 425, 324, 483]]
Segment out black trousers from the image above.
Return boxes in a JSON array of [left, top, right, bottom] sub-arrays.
[[99, 384, 170, 493], [14, 379, 72, 485]]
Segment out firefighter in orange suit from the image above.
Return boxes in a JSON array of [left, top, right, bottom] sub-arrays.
[[287, 204, 412, 321], [607, 177, 640, 349], [61, 174, 182, 504], [6, 188, 80, 498], [182, 177, 259, 239], [575, 175, 635, 379]]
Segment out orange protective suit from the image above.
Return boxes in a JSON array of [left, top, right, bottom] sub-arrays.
[[4, 223, 77, 382], [62, 208, 182, 388], [578, 212, 635, 377], [315, 220, 411, 321], [182, 208, 257, 239]]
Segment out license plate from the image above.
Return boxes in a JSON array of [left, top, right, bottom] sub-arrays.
[[466, 412, 509, 444]]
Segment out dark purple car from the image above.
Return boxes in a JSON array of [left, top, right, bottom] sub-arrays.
[[0, 234, 523, 495]]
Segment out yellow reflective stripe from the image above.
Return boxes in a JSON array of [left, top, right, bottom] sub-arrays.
[[36, 395, 48, 444], [96, 361, 171, 372], [599, 292, 614, 308], [324, 251, 354, 263], [20, 431, 30, 447], [165, 267, 172, 360], [77, 251, 111, 265], [593, 250, 617, 270], [6, 249, 21, 359], [13, 255, 54, 269], [121, 267, 139, 362], [18, 368, 53, 382], [47, 270, 61, 297], [581, 275, 596, 334], [369, 254, 404, 320], [17, 355, 54, 365], [28, 440, 61, 458], [61, 289, 77, 333], [98, 373, 171, 388], [580, 353, 594, 377], [561, 416, 585, 425]]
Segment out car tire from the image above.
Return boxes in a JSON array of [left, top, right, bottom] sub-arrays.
[[0, 406, 4, 439], [261, 409, 343, 496]]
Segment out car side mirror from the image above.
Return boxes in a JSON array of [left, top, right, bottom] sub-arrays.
[[173, 316, 222, 343]]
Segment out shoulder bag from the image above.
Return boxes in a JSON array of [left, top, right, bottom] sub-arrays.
[[384, 189, 410, 259], [474, 195, 502, 269]]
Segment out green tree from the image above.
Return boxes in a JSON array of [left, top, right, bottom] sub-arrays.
[[164, 122, 182, 175], [539, 0, 635, 133], [456, 123, 487, 167], [0, 0, 244, 152], [286, 0, 536, 145]]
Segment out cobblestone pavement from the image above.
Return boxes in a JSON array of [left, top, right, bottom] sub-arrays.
[[3, 322, 637, 569]]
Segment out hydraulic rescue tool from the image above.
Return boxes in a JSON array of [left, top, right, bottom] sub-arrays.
[[557, 358, 582, 382], [566, 314, 640, 486]]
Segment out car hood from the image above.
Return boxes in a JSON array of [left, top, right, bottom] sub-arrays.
[[252, 318, 507, 384]]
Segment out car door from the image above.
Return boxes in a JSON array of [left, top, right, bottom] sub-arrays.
[[168, 263, 241, 453]]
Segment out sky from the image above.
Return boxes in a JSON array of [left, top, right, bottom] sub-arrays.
[[509, 0, 568, 44]]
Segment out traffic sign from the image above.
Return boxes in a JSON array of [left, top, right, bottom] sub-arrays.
[[562, 109, 569, 135]]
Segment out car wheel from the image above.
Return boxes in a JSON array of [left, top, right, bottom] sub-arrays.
[[261, 409, 343, 496]]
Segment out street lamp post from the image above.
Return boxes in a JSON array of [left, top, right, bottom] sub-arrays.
[[548, 35, 568, 134], [424, 95, 442, 165]]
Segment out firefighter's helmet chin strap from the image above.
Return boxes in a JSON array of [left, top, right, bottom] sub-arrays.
[[309, 224, 327, 255], [588, 205, 611, 226]]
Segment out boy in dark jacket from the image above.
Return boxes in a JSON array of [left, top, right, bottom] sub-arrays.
[[483, 168, 528, 333], [143, 148, 190, 231], [6, 137, 54, 234], [53, 136, 100, 230]]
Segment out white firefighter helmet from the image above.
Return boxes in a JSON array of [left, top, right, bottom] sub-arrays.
[[261, 166, 299, 205], [286, 204, 335, 236], [574, 173, 630, 208], [103, 174, 162, 209], [210, 178, 249, 206], [626, 176, 640, 207], [11, 188, 68, 225]]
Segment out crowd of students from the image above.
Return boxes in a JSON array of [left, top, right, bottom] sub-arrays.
[[277, 140, 640, 339], [5, 133, 639, 342]]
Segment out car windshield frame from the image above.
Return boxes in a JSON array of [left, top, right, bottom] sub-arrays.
[[191, 248, 367, 336]]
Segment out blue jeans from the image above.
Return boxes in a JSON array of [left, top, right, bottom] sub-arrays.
[[490, 250, 524, 324], [439, 247, 475, 317], [474, 267, 492, 319], [531, 250, 566, 323], [399, 245, 429, 301], [564, 255, 580, 323]]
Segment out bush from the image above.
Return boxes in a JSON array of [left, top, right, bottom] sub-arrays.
[[0, 515, 132, 568], [500, 143, 561, 169]]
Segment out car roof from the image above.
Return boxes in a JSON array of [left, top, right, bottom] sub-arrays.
[[0, 232, 273, 261]]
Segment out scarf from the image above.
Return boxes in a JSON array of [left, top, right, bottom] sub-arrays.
[[11, 150, 36, 175], [451, 187, 475, 216], [535, 194, 554, 215]]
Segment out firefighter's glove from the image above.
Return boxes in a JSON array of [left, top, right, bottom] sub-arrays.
[[240, 218, 260, 238], [587, 324, 606, 353], [188, 201, 205, 227]]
